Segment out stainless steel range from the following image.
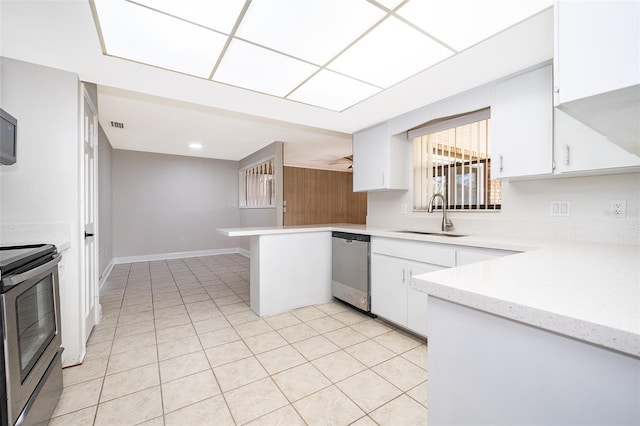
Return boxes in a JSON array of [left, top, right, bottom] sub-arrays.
[[0, 244, 63, 426]]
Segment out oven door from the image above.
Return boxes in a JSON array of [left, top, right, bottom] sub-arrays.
[[2, 254, 61, 426]]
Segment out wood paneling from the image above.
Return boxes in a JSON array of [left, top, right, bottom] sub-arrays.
[[283, 167, 367, 226]]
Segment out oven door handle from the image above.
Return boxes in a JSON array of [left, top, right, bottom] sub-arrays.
[[3, 254, 61, 288]]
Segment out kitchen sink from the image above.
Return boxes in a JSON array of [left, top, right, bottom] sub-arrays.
[[395, 230, 468, 237]]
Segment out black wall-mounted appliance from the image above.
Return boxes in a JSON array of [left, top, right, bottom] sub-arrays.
[[0, 108, 17, 166]]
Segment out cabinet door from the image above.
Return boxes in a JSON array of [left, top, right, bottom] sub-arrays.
[[353, 123, 388, 192], [553, 109, 640, 174], [554, 0, 639, 105], [371, 254, 407, 326], [353, 123, 410, 192], [491, 65, 553, 179], [407, 260, 444, 337]]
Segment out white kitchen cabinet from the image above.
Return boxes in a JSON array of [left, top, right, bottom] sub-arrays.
[[553, 109, 640, 174], [554, 0, 639, 106], [456, 246, 517, 266], [352, 122, 409, 192], [371, 254, 445, 337], [370, 237, 455, 336], [553, 0, 639, 157], [491, 64, 554, 179], [371, 254, 408, 327]]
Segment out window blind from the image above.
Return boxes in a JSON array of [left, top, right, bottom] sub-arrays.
[[412, 108, 500, 211], [240, 157, 275, 208]]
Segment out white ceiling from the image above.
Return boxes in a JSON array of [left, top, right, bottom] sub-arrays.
[[0, 1, 554, 169]]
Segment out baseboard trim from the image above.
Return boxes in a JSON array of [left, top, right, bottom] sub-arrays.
[[238, 248, 250, 258], [112, 247, 248, 265], [99, 260, 115, 290]]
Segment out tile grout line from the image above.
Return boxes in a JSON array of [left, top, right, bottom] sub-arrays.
[[54, 254, 426, 425]]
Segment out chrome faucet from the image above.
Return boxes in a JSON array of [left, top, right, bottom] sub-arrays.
[[427, 193, 453, 232]]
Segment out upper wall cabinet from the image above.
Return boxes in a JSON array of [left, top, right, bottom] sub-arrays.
[[554, 0, 639, 156], [554, 109, 640, 174], [353, 122, 409, 192], [491, 64, 554, 180]]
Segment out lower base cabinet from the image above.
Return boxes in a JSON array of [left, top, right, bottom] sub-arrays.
[[370, 238, 457, 336], [371, 254, 445, 337], [370, 237, 517, 337]]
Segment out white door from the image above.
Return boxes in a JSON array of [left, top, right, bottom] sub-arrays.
[[81, 85, 99, 343]]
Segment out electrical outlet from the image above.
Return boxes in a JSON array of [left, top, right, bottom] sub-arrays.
[[611, 200, 627, 218], [550, 201, 571, 217]]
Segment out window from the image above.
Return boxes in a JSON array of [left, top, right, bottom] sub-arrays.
[[411, 108, 501, 211], [240, 157, 275, 208]]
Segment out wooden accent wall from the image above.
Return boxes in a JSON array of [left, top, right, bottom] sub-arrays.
[[283, 167, 367, 226]]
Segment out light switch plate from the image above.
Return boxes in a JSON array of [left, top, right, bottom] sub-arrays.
[[551, 201, 571, 217]]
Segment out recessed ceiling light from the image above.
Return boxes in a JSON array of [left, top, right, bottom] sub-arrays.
[[189, 143, 202, 149], [213, 39, 318, 97], [396, 0, 553, 51], [328, 16, 454, 88], [235, 0, 385, 65], [287, 70, 381, 112], [93, 0, 228, 78]]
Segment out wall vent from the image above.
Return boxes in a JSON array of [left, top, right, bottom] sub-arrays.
[[110, 121, 124, 129]]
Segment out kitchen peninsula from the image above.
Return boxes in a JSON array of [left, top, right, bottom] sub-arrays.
[[219, 224, 639, 425]]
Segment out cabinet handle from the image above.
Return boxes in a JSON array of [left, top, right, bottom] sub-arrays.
[[499, 154, 504, 173], [402, 268, 405, 284], [565, 145, 570, 166], [382, 173, 385, 186]]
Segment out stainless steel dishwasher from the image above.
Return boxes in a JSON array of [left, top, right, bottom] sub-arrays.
[[331, 231, 371, 313]]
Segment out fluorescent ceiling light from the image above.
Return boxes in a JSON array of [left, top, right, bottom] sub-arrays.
[[93, 0, 227, 78], [397, 0, 553, 51], [213, 39, 318, 97], [91, 0, 548, 111], [132, 0, 246, 34], [288, 70, 381, 112], [189, 142, 202, 149], [328, 16, 454, 88], [235, 0, 385, 65]]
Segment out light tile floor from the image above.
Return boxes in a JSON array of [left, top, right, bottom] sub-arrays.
[[50, 254, 428, 425]]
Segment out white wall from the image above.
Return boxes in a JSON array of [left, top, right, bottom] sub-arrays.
[[365, 69, 640, 245], [368, 173, 640, 244], [0, 57, 84, 366], [111, 149, 240, 258]]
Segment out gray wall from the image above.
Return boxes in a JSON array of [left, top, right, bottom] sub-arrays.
[[112, 149, 240, 257], [98, 124, 113, 277], [238, 141, 283, 250]]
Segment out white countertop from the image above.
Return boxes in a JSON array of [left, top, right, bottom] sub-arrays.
[[218, 224, 640, 357], [217, 224, 539, 252]]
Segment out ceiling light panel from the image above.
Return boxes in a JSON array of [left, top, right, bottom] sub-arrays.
[[213, 39, 319, 97], [397, 0, 553, 51], [328, 16, 454, 88], [372, 0, 406, 11], [288, 69, 381, 111], [131, 0, 246, 34], [235, 0, 385, 65], [94, 0, 227, 78]]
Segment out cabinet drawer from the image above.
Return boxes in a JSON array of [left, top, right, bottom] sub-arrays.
[[371, 237, 456, 267], [457, 247, 516, 266]]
